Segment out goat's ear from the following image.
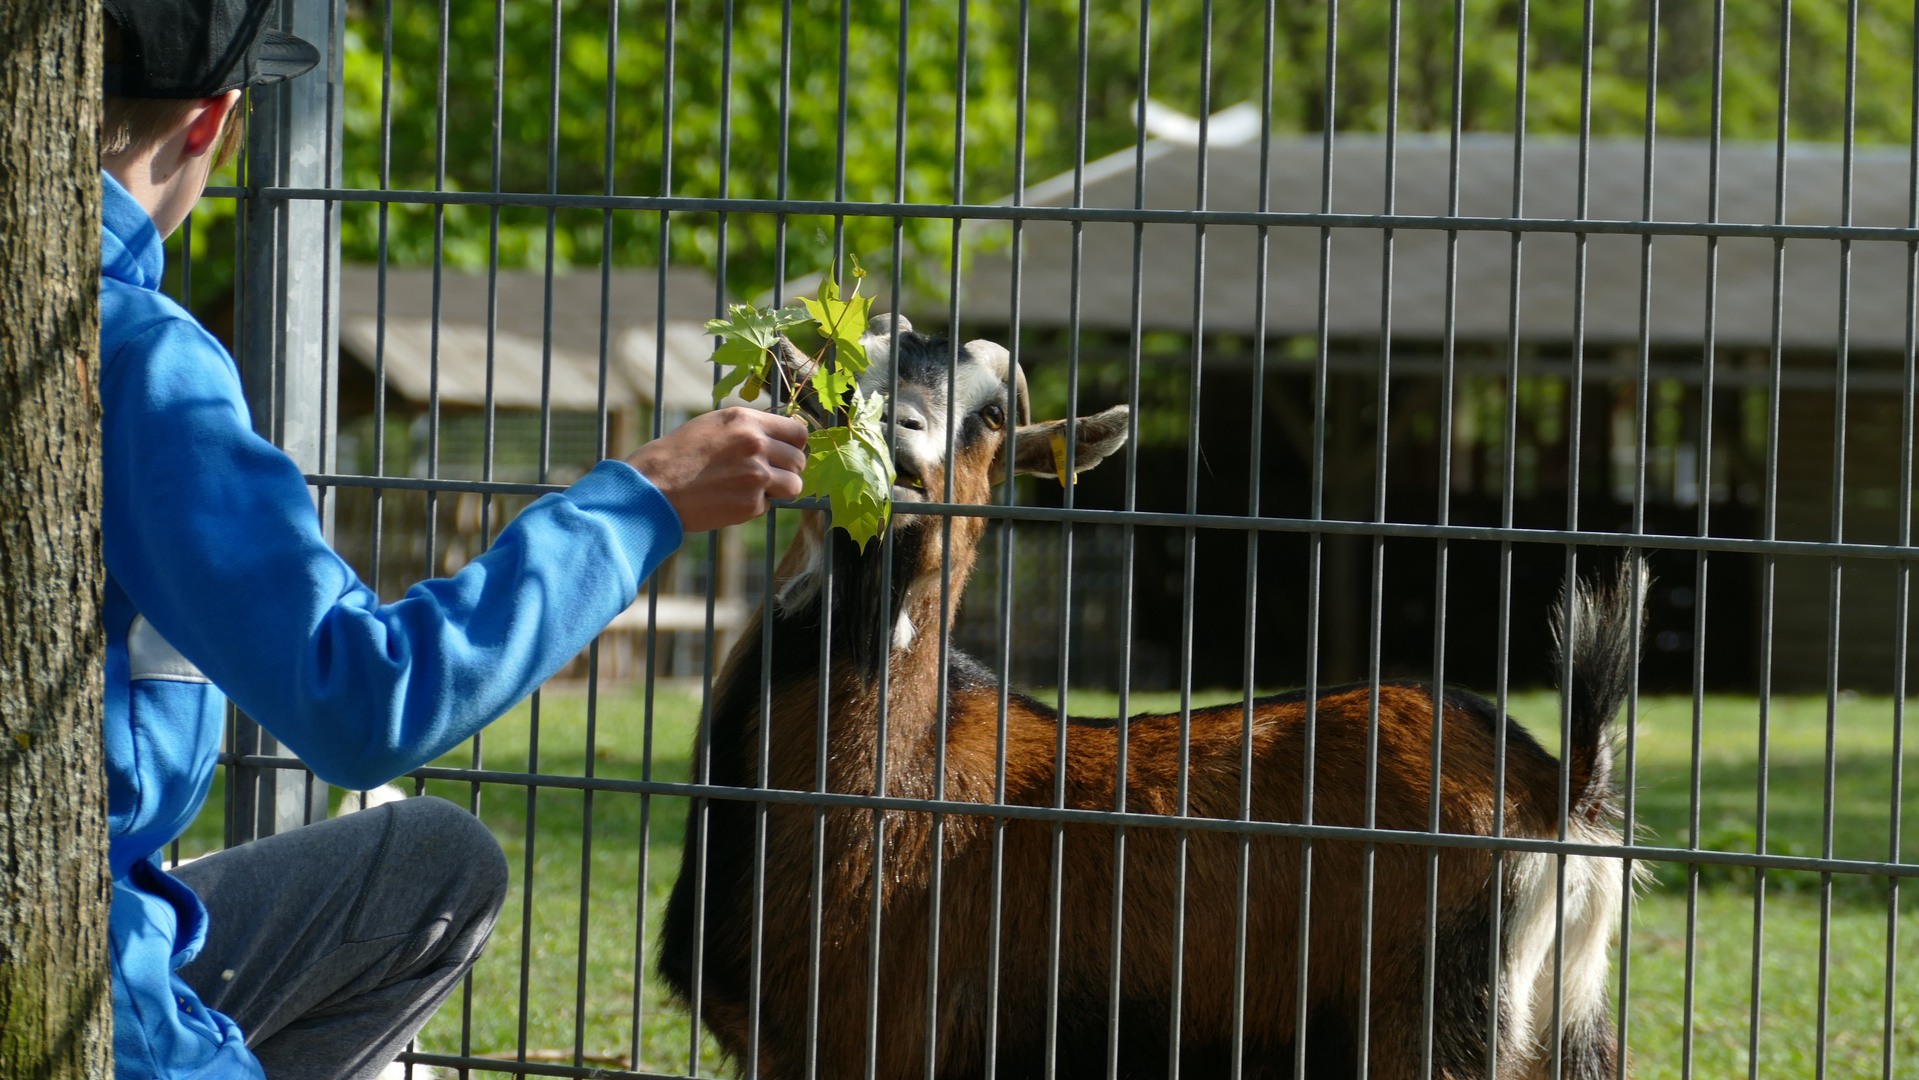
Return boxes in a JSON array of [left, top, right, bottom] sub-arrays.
[[1002, 405, 1130, 483], [859, 313, 910, 384], [864, 311, 912, 345]]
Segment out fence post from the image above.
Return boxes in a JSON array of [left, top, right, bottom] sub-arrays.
[[231, 0, 342, 842]]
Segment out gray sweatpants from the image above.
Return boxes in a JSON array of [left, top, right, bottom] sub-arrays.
[[173, 795, 509, 1080]]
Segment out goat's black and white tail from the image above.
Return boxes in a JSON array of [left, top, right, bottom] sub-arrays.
[[1551, 560, 1647, 815]]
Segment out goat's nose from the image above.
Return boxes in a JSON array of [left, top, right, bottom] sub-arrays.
[[887, 404, 926, 433]]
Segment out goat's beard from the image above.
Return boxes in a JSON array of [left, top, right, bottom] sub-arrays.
[[812, 520, 933, 687]]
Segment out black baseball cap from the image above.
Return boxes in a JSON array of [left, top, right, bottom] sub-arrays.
[[103, 0, 320, 98]]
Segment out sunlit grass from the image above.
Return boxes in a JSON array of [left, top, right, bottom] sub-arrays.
[[1628, 889, 1918, 1080], [406, 683, 720, 1074]]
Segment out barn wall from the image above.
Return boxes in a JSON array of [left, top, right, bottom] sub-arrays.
[[1771, 371, 1917, 693]]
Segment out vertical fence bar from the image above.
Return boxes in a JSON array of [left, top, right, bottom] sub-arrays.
[[1487, 4, 1533, 1076], [1618, 1, 1666, 1072], [1102, 2, 1149, 1076], [318, 0, 342, 537], [693, 0, 730, 1053], [367, 0, 392, 607], [460, 0, 500, 1071], [1228, 5, 1279, 1078], [630, 0, 681, 1064], [1615, 4, 1664, 1075], [916, 0, 958, 1075], [566, 0, 626, 1062], [1355, 4, 1403, 1074], [1813, 6, 1865, 1078], [510, 0, 565, 1063], [990, 0, 1037, 1067], [1682, 6, 1730, 1080], [424, 0, 448, 610], [1171, 6, 1218, 1078], [853, 0, 892, 1067], [1885, 12, 1919, 1078], [232, 0, 340, 841], [1494, 12, 1532, 1080], [1751, 4, 1795, 1074], [1885, 7, 1919, 1067], [982, 0, 1030, 1054], [1550, 1, 1598, 1075], [1419, 2, 1468, 1076], [1046, 2, 1095, 1077], [1294, 4, 1338, 1076]]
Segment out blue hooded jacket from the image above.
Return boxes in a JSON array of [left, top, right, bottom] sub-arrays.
[[98, 171, 682, 1079]]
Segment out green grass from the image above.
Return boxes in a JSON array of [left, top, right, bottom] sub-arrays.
[[403, 685, 713, 1074], [1628, 889, 1919, 1079], [173, 687, 1917, 1077], [1534, 690, 1919, 1080]]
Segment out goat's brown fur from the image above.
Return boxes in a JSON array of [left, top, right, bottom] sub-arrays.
[[661, 322, 1636, 1080]]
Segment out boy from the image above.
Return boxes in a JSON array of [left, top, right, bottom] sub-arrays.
[[97, 0, 808, 1076]]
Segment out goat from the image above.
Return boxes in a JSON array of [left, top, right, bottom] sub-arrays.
[[659, 314, 1642, 1080]]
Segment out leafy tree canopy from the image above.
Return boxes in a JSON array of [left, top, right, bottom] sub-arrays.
[[173, 0, 1914, 312]]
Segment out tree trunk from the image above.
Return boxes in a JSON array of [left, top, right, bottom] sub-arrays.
[[0, 0, 111, 1076]]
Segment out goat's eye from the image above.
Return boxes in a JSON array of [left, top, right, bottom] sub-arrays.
[[981, 403, 1005, 430]]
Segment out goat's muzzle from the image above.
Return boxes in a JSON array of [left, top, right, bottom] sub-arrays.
[[891, 453, 929, 502], [885, 400, 932, 503]]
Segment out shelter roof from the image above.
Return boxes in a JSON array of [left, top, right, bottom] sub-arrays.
[[957, 113, 1919, 352], [338, 266, 739, 413]]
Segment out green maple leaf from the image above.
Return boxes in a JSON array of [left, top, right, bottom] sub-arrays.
[[710, 337, 769, 402], [705, 301, 810, 349], [800, 387, 895, 550], [801, 276, 873, 376], [810, 361, 858, 407], [705, 302, 810, 405], [702, 276, 893, 545]]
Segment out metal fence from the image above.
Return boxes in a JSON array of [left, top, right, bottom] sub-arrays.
[[163, 0, 1919, 1077]]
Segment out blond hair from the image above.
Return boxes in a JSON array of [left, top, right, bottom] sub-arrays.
[[102, 19, 244, 166]]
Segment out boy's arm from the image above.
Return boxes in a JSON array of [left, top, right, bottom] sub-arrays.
[[104, 317, 682, 791]]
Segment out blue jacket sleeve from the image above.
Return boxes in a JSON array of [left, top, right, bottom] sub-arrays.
[[102, 315, 682, 791]]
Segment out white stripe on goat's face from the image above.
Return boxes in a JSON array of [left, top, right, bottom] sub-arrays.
[[855, 315, 1019, 504]]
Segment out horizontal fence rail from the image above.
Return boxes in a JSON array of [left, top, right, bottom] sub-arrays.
[[300, 474, 1919, 561], [216, 753, 1919, 882], [218, 184, 1919, 244]]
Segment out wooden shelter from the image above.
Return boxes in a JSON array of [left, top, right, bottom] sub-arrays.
[[933, 105, 1917, 693], [333, 266, 751, 677]]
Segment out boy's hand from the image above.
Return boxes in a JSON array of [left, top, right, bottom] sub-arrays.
[[625, 408, 809, 533]]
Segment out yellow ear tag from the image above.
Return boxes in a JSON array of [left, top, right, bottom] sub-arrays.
[[1050, 431, 1076, 486]]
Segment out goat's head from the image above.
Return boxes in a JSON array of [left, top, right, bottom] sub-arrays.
[[771, 313, 1129, 679]]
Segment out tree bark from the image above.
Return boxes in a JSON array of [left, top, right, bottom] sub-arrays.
[[0, 0, 111, 1076]]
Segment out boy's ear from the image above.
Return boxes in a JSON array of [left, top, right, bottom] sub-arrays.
[[180, 90, 241, 159], [998, 405, 1130, 483]]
